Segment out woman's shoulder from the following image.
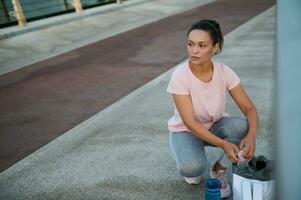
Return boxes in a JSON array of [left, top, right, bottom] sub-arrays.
[[167, 60, 190, 94], [213, 61, 240, 88], [171, 60, 189, 79], [214, 61, 227, 69], [213, 61, 233, 73]]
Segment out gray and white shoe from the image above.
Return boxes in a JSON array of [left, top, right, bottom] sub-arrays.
[[210, 162, 231, 199], [184, 176, 201, 185]]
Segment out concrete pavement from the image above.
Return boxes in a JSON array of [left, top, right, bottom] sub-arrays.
[[0, 0, 274, 173], [0, 5, 275, 200]]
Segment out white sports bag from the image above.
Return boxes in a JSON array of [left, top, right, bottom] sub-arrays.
[[232, 155, 275, 200]]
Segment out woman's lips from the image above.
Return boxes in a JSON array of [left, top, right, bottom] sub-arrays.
[[190, 56, 200, 61]]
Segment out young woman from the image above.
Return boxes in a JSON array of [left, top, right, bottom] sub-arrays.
[[167, 19, 258, 198]]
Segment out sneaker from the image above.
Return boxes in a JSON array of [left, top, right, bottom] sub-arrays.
[[184, 176, 201, 185], [210, 162, 231, 198]]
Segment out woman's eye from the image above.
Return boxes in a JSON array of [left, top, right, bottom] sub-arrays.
[[199, 45, 206, 48], [188, 43, 192, 46]]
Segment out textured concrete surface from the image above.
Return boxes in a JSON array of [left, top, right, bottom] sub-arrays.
[[0, 6, 275, 200], [0, 0, 214, 75], [0, 0, 274, 172]]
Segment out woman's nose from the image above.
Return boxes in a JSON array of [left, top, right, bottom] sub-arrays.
[[192, 47, 199, 53]]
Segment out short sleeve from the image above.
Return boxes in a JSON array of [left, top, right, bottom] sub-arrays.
[[167, 70, 189, 95], [224, 65, 240, 90]]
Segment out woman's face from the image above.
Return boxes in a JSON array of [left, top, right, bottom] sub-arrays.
[[187, 29, 218, 65]]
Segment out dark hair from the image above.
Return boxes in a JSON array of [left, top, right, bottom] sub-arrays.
[[187, 19, 224, 55]]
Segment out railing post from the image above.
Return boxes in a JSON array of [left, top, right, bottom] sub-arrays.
[[72, 0, 83, 14], [117, 0, 123, 4], [11, 0, 26, 27], [0, 0, 10, 22], [60, 0, 68, 10]]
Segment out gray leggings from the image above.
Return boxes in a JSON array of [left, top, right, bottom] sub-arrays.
[[169, 116, 248, 178]]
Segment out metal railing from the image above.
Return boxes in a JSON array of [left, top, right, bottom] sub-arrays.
[[0, 0, 123, 28]]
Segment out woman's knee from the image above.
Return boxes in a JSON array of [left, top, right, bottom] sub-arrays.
[[177, 159, 207, 177], [237, 117, 249, 137], [230, 117, 249, 139]]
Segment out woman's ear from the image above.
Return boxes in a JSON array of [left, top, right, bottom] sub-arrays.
[[213, 43, 220, 55]]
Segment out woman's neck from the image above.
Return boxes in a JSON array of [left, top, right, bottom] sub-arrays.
[[189, 60, 213, 74]]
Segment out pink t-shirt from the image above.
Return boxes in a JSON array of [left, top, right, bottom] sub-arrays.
[[167, 60, 240, 132]]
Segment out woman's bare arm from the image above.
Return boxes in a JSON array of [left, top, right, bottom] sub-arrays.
[[172, 94, 239, 163], [229, 84, 258, 159]]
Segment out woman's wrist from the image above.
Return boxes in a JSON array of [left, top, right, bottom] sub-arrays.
[[218, 140, 228, 149], [247, 130, 256, 140]]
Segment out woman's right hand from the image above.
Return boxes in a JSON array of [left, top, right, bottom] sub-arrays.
[[221, 141, 240, 163]]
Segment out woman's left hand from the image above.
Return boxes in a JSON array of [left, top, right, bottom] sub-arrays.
[[239, 133, 256, 160]]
